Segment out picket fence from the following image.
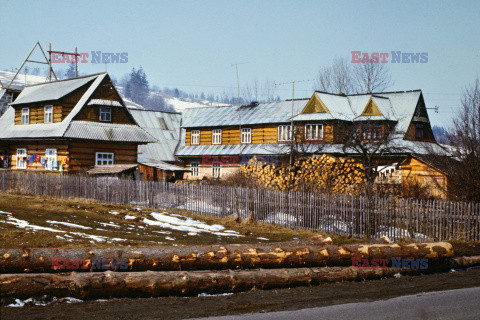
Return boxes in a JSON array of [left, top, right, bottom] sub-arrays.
[[0, 171, 479, 241]]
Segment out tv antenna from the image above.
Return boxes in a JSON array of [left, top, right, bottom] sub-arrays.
[[426, 106, 439, 113], [5, 42, 58, 90], [231, 62, 249, 157], [275, 79, 314, 166]]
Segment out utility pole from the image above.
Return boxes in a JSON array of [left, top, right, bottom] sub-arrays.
[[275, 79, 313, 166], [231, 62, 249, 157]]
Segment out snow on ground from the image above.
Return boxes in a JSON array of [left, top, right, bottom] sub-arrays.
[[125, 215, 136, 220], [143, 212, 243, 237], [262, 212, 300, 226], [7, 296, 83, 307], [46, 220, 92, 230]]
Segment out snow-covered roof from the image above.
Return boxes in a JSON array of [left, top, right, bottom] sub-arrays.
[[0, 73, 154, 143], [10, 74, 98, 105], [88, 99, 122, 107], [129, 109, 182, 162], [181, 99, 309, 128]]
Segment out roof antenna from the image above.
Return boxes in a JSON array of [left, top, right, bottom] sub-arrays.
[[231, 61, 249, 157], [275, 79, 313, 166]]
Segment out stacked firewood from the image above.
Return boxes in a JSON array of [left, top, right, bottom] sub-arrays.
[[240, 155, 365, 194]]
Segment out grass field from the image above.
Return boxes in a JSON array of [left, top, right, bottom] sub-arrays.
[[0, 193, 360, 248]]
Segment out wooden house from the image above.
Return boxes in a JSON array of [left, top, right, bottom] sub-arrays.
[[0, 73, 154, 174], [176, 90, 445, 190]]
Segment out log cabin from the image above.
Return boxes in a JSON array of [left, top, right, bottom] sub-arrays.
[[0, 73, 155, 174], [176, 90, 452, 197]]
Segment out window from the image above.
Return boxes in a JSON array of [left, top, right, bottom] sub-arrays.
[[278, 125, 294, 142], [191, 130, 200, 145], [212, 129, 222, 144], [21, 108, 29, 124], [371, 126, 383, 140], [212, 162, 221, 178], [415, 123, 424, 139], [190, 162, 199, 177], [305, 124, 323, 140], [44, 105, 53, 123], [95, 152, 114, 165], [45, 149, 57, 170], [241, 128, 252, 144], [99, 107, 111, 122], [16, 149, 27, 169]]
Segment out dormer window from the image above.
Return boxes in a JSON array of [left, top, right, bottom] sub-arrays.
[[21, 108, 29, 124], [100, 107, 111, 122], [44, 105, 53, 123]]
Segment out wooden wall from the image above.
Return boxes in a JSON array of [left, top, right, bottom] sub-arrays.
[[74, 105, 133, 124], [67, 141, 138, 172], [185, 122, 336, 146], [401, 157, 447, 198], [8, 140, 70, 171], [138, 164, 166, 182]]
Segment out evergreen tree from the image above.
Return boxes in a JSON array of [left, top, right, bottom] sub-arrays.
[[65, 63, 76, 79]]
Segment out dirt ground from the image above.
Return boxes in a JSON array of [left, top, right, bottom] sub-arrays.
[[2, 192, 480, 319], [1, 268, 480, 320], [0, 193, 342, 248]]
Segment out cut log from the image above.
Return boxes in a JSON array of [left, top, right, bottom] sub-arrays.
[[450, 255, 480, 268], [0, 241, 453, 273], [0, 267, 422, 299]]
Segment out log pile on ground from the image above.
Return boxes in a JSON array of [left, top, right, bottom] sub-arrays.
[[239, 155, 365, 194], [3, 240, 478, 300], [0, 241, 454, 273]]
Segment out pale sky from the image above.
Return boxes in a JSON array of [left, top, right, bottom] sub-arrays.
[[1, 0, 479, 127]]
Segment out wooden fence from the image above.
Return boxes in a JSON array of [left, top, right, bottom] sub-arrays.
[[0, 171, 479, 241]]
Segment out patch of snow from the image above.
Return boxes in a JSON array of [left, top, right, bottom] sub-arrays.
[[124, 215, 136, 220], [46, 220, 92, 230], [97, 222, 121, 228], [143, 212, 242, 237], [109, 211, 120, 215], [256, 237, 269, 241], [165, 236, 175, 241], [197, 292, 234, 297]]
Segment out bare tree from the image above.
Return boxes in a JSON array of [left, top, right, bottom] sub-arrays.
[[315, 57, 393, 94], [353, 62, 392, 93], [444, 78, 480, 202], [315, 57, 354, 94], [242, 79, 279, 103]]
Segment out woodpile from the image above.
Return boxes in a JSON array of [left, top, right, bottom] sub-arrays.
[[240, 155, 365, 194]]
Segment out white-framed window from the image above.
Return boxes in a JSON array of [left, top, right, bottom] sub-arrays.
[[45, 149, 57, 170], [21, 108, 29, 124], [212, 162, 221, 178], [305, 124, 323, 140], [190, 162, 199, 177], [241, 128, 252, 144], [278, 125, 294, 142], [95, 152, 114, 165], [16, 149, 27, 169], [191, 130, 200, 145], [212, 129, 222, 144], [44, 105, 53, 123], [99, 107, 111, 122]]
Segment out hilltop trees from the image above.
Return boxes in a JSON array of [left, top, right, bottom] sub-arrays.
[[125, 67, 149, 105]]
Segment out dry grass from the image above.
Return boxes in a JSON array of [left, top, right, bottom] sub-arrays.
[[0, 193, 363, 248]]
